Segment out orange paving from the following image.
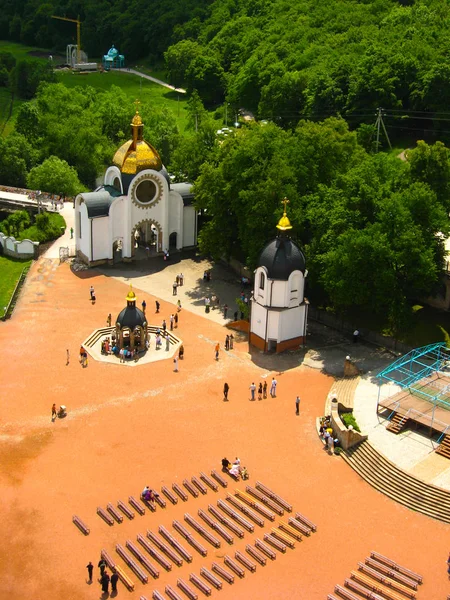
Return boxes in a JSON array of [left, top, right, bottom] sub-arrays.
[[0, 258, 449, 600]]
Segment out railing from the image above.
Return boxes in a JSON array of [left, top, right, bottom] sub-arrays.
[[437, 425, 450, 444], [387, 402, 401, 422]]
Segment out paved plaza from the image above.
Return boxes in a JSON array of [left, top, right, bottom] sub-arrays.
[[1, 226, 450, 599]]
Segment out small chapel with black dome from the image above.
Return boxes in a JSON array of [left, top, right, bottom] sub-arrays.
[[249, 199, 309, 352], [74, 102, 197, 266]]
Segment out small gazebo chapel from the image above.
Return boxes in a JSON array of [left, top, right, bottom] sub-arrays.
[[116, 286, 148, 350], [249, 199, 309, 353]]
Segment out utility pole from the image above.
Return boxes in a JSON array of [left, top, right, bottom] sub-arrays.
[[195, 113, 198, 132], [375, 107, 392, 153]]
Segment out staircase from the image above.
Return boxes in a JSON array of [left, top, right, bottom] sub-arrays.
[[436, 434, 450, 459], [342, 440, 450, 523], [386, 412, 410, 434]]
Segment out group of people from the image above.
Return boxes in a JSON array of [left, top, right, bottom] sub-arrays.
[[320, 416, 339, 452], [221, 457, 249, 481], [90, 558, 119, 594], [249, 377, 277, 401], [141, 486, 160, 505], [79, 346, 88, 367], [172, 273, 185, 295]]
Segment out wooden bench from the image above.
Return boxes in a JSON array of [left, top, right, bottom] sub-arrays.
[[235, 489, 276, 521], [190, 573, 212, 596], [114, 564, 135, 591], [116, 543, 149, 583], [155, 493, 166, 509], [370, 552, 423, 584], [152, 592, 165, 600], [224, 554, 245, 578], [225, 494, 265, 526], [264, 533, 286, 553], [72, 515, 90, 535], [217, 499, 255, 532], [142, 497, 157, 512], [255, 538, 276, 560], [165, 584, 184, 600], [294, 512, 316, 532], [344, 578, 385, 599], [270, 528, 295, 548], [173, 520, 208, 557], [200, 567, 223, 590], [101, 549, 116, 570], [184, 513, 221, 547], [200, 472, 218, 492], [183, 479, 199, 498], [137, 533, 173, 571], [146, 530, 183, 567], [129, 496, 146, 515], [245, 485, 284, 515], [198, 509, 234, 544], [177, 578, 198, 600], [159, 525, 193, 563], [173, 482, 189, 502], [162, 486, 178, 505], [288, 517, 310, 536], [334, 585, 360, 600], [107, 503, 124, 523], [246, 544, 266, 566], [351, 570, 412, 600], [327, 596, 340, 600], [255, 481, 292, 512], [211, 561, 235, 584], [211, 469, 228, 488], [97, 506, 114, 526], [208, 504, 245, 537], [364, 558, 418, 590], [278, 521, 302, 541], [118, 500, 135, 520], [357, 563, 416, 598], [192, 476, 208, 495], [235, 550, 256, 573], [126, 540, 160, 579]]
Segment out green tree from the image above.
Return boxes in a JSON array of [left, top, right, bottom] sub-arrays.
[[407, 141, 450, 208], [27, 156, 87, 196]]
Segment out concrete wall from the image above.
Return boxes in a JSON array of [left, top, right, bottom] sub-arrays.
[[92, 217, 110, 261], [0, 232, 38, 258], [250, 301, 267, 340], [168, 192, 183, 249], [330, 398, 367, 450], [182, 205, 196, 247]]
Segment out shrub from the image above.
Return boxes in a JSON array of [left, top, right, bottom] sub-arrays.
[[340, 412, 361, 433]]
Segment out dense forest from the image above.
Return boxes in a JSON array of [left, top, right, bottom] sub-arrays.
[[3, 0, 450, 138]]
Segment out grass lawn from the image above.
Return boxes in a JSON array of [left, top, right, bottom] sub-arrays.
[[57, 70, 189, 131], [0, 255, 31, 313]]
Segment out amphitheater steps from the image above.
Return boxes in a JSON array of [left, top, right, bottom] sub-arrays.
[[342, 440, 450, 523], [329, 377, 360, 410]]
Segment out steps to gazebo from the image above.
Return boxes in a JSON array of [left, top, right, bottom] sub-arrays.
[[436, 434, 450, 459], [342, 440, 450, 523], [386, 413, 410, 434]]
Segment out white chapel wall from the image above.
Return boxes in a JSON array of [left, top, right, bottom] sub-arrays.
[[168, 192, 183, 248], [92, 217, 110, 261], [250, 302, 267, 339], [77, 203, 90, 259], [279, 306, 305, 340], [267, 311, 280, 340], [182, 206, 196, 247]]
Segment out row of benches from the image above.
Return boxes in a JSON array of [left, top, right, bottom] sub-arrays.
[[328, 551, 423, 600]]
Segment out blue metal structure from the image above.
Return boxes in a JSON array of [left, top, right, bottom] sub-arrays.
[[377, 342, 450, 409]]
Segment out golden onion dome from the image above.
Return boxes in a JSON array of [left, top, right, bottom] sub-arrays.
[[276, 198, 293, 231], [126, 284, 137, 302], [113, 103, 162, 175]]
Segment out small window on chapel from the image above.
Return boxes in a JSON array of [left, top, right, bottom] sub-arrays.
[[259, 272, 265, 290]]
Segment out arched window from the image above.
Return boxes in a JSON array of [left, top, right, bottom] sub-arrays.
[[259, 272, 265, 290]]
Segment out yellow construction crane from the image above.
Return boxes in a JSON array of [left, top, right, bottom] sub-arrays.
[[52, 15, 81, 65]]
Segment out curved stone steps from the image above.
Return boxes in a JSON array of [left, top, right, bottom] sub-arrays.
[[330, 377, 359, 410], [342, 440, 450, 523]]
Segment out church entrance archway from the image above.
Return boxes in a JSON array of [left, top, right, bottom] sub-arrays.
[[169, 232, 177, 250], [131, 219, 163, 260]]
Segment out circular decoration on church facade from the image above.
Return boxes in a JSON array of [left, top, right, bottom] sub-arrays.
[[131, 173, 163, 208]]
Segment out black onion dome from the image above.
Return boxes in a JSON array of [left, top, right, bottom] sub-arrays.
[[258, 236, 306, 280], [116, 306, 146, 329]]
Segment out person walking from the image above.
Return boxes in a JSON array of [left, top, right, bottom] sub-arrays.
[[173, 355, 179, 372], [98, 558, 107, 577], [263, 381, 267, 399], [223, 304, 228, 319], [52, 403, 57, 420], [447, 552, 450, 579], [165, 333, 170, 351], [86, 562, 93, 582], [107, 313, 112, 326], [66, 349, 70, 365], [111, 569, 119, 592], [162, 319, 167, 333], [258, 383, 263, 401], [249, 382, 256, 401], [225, 335, 230, 351], [101, 572, 110, 593], [170, 314, 174, 331], [172, 281, 178, 296], [270, 377, 277, 398], [142, 299, 146, 312], [353, 329, 360, 343], [229, 334, 234, 350], [215, 343, 220, 361], [180, 273, 184, 286], [155, 300, 160, 313], [89, 286, 95, 301], [234, 311, 238, 321], [177, 299, 182, 312], [174, 312, 178, 328], [296, 395, 300, 415], [223, 382, 229, 401]]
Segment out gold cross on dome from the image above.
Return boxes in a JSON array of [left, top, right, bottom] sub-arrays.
[[134, 98, 141, 112], [281, 197, 290, 213]]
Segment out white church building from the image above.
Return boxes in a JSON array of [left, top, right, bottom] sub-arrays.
[[249, 202, 309, 353], [75, 107, 197, 266]]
